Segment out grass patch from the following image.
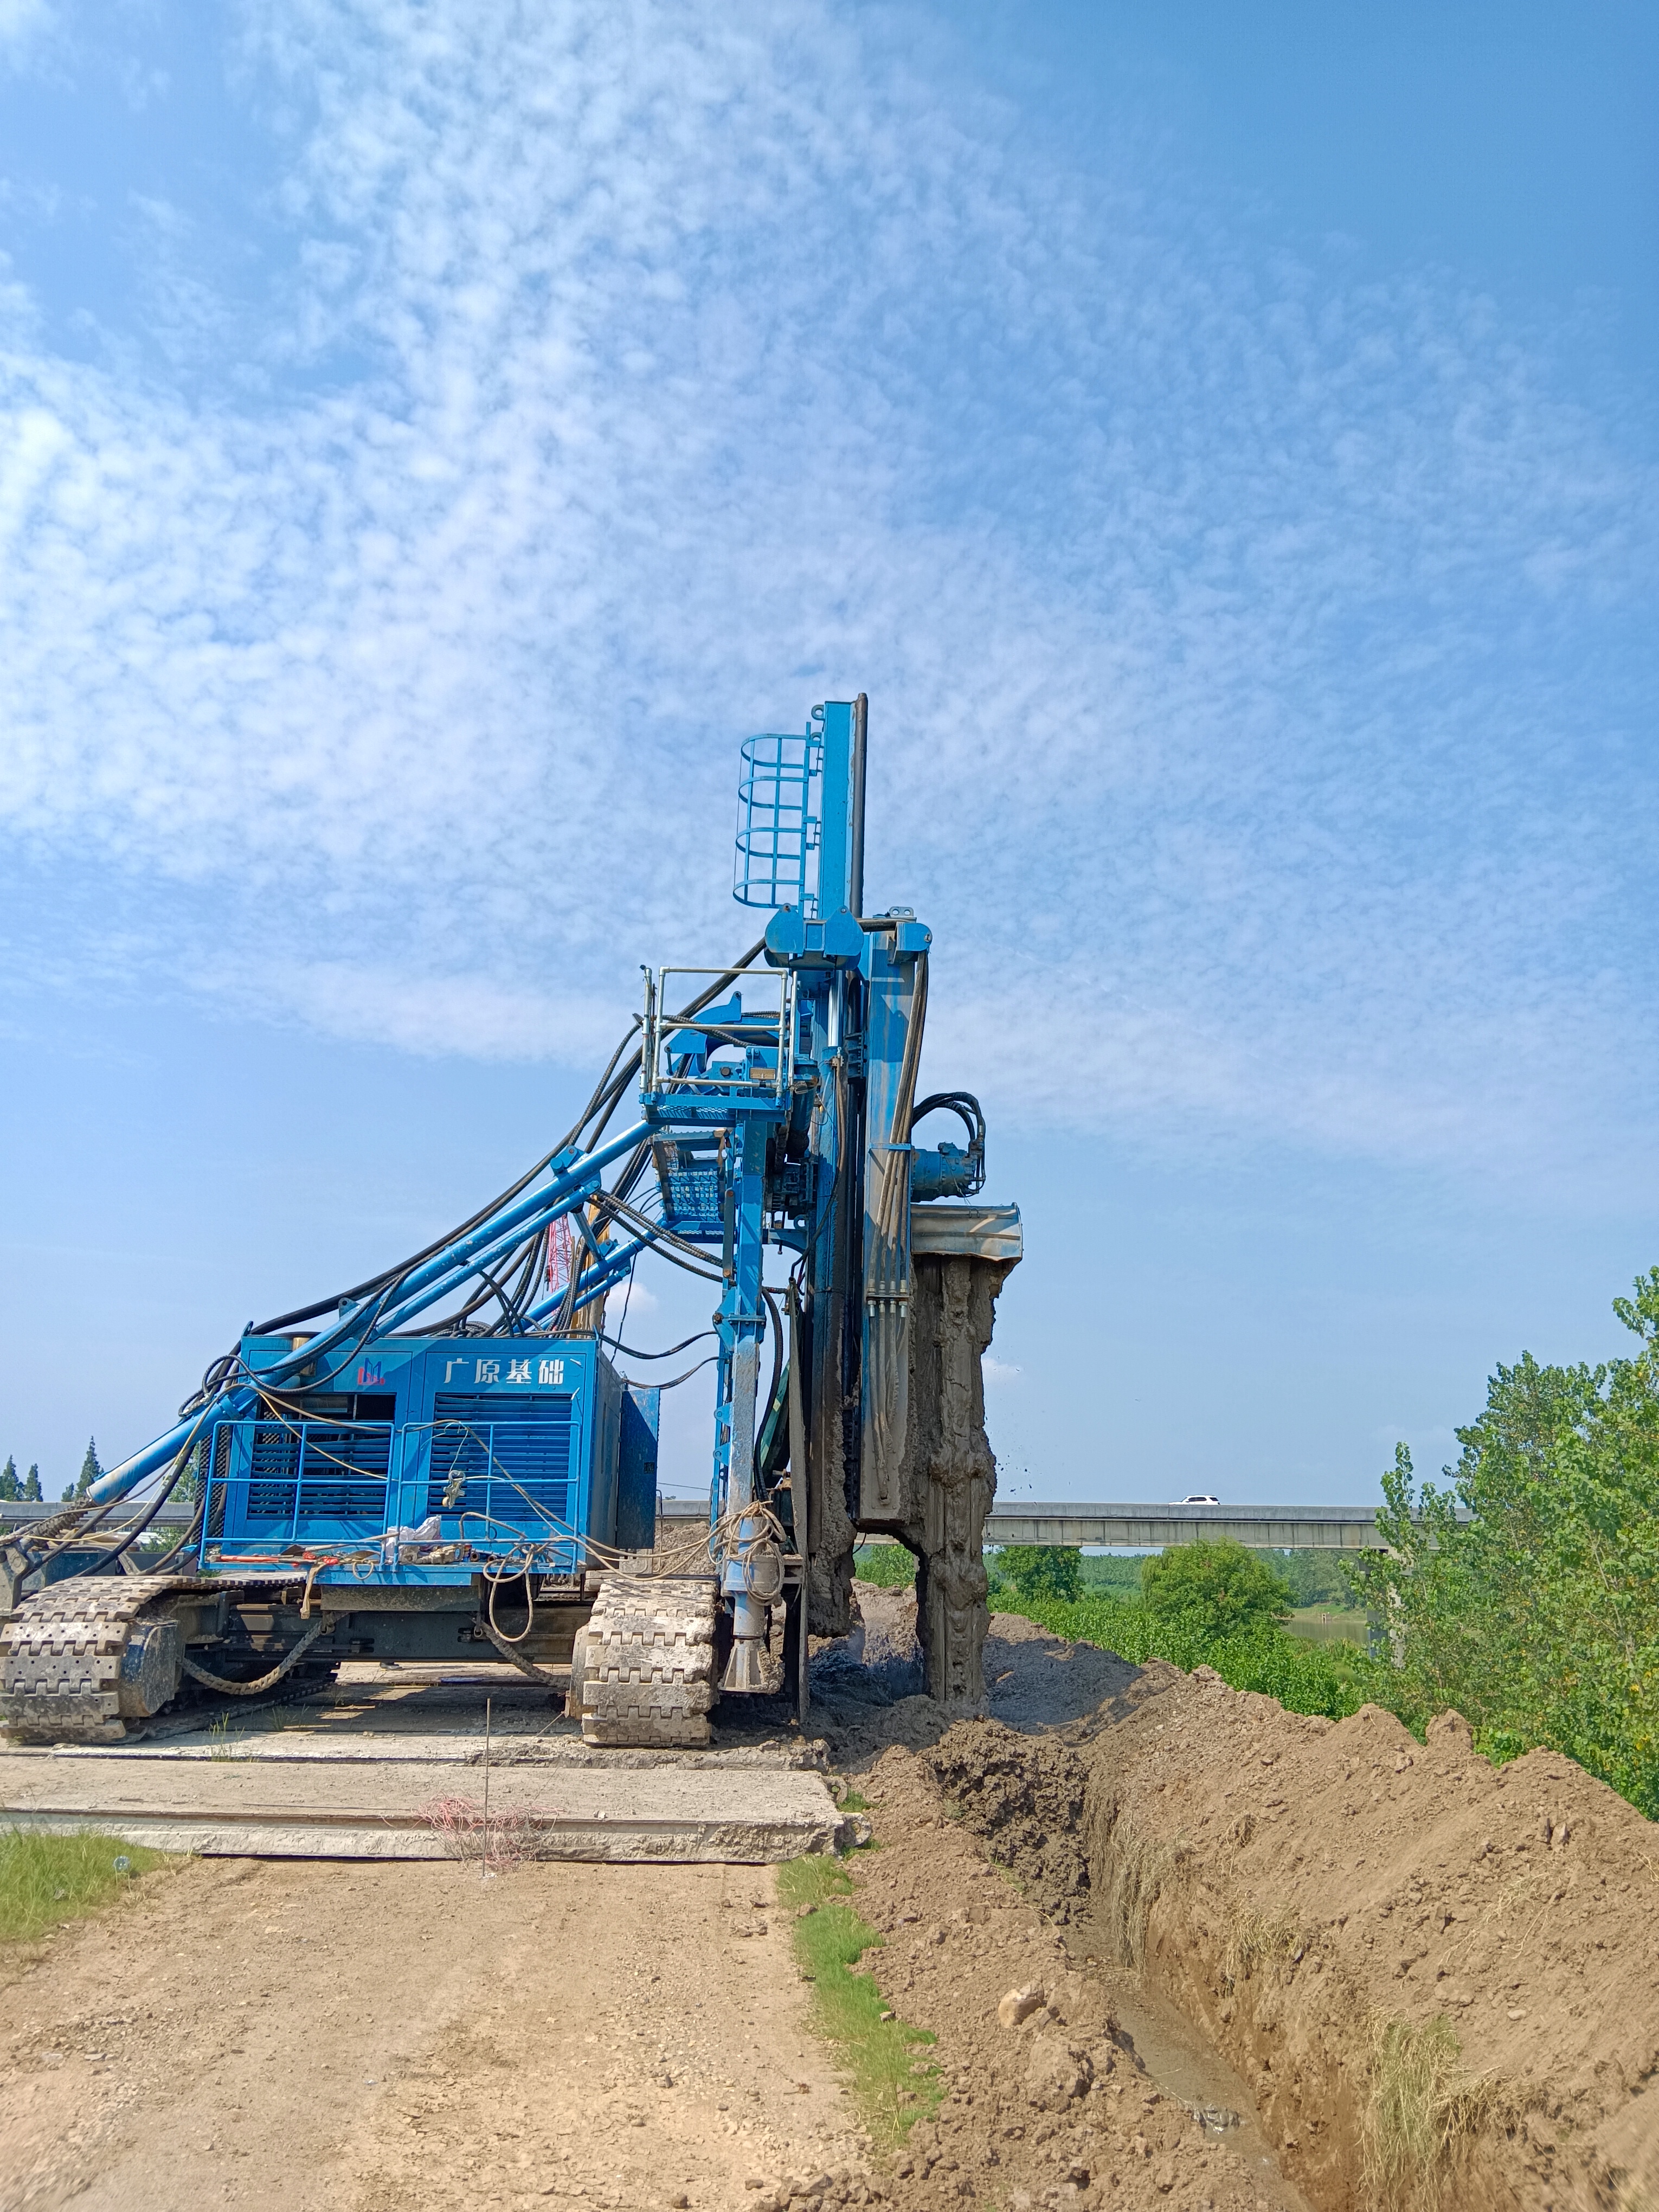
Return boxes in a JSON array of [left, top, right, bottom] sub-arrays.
[[1095, 1826, 1177, 1969], [777, 1856, 942, 2149], [1224, 1905, 1301, 1987], [1362, 2015, 1494, 2212], [852, 1544, 916, 1589], [204, 1699, 317, 1757], [0, 1828, 171, 1944]]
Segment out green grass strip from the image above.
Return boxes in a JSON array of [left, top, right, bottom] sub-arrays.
[[777, 1855, 941, 2150], [0, 1828, 171, 1944]]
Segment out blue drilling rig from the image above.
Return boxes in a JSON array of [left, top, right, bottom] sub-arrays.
[[1, 699, 1019, 1747]]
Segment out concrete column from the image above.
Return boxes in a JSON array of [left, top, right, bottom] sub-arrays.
[[851, 1203, 1021, 1707]]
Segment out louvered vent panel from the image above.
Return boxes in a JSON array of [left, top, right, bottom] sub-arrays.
[[427, 1393, 574, 1527]]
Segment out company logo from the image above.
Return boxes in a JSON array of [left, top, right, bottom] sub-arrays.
[[440, 1355, 569, 1387]]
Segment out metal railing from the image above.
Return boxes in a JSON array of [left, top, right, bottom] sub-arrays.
[[193, 1417, 581, 1566], [642, 966, 796, 1102], [735, 731, 820, 911]]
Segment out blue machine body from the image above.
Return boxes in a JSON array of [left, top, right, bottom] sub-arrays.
[[194, 1335, 656, 1587]]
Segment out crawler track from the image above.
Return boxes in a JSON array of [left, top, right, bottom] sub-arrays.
[[0, 1575, 208, 1745], [577, 1575, 719, 1747]]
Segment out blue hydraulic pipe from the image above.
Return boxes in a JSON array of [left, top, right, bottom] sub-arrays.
[[88, 1389, 256, 1504], [88, 1118, 653, 1506], [370, 1178, 603, 1335], [372, 1120, 650, 1319], [519, 1227, 652, 1328]]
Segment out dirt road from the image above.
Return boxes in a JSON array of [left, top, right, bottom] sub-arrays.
[[0, 1853, 861, 2212]]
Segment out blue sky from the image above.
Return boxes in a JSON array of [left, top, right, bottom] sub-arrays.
[[1, 1, 1655, 1503]]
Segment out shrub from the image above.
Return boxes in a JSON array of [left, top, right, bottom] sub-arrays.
[[993, 1544, 1082, 1604], [1345, 1269, 1659, 1819], [853, 1542, 917, 1588], [1141, 1538, 1293, 1639]]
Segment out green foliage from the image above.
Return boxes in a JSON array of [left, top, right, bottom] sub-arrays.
[[1003, 1583, 1393, 1722], [1345, 1270, 1659, 1819], [75, 1437, 102, 1498], [993, 1544, 1083, 1604], [853, 1542, 917, 1588], [23, 1464, 41, 1502], [0, 1456, 17, 1502], [1268, 1547, 1354, 1609], [1141, 1538, 1293, 1639], [777, 1856, 940, 2147], [1078, 1553, 1151, 1598], [175, 1438, 203, 1505], [0, 1829, 169, 1943]]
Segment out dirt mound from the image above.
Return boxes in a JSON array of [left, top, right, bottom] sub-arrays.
[[1085, 1671, 1659, 2210], [810, 1594, 1146, 1760], [981, 1614, 1146, 1731], [820, 1605, 1659, 2211], [924, 1719, 1091, 1921]]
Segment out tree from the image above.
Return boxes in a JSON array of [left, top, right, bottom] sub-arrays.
[[1345, 1269, 1659, 1819], [1141, 1539, 1293, 1640], [23, 1464, 41, 1501], [75, 1438, 102, 1497], [0, 1457, 17, 1502], [995, 1545, 1083, 1604], [1266, 1548, 1353, 1609]]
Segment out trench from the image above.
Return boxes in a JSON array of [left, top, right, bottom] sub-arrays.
[[1061, 1903, 1318, 2212], [818, 1601, 1364, 2211]]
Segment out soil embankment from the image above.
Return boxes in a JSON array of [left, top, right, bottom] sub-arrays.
[[817, 1589, 1659, 2212], [1076, 1668, 1659, 2211]]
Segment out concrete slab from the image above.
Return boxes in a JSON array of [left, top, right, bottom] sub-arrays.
[[36, 1735, 821, 1768], [0, 1752, 851, 1862]]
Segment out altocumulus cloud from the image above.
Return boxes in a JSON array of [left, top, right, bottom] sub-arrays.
[[0, 0, 1654, 1183]]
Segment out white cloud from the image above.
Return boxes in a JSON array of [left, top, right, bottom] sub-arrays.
[[0, 0, 52, 53], [0, 0, 1654, 1189]]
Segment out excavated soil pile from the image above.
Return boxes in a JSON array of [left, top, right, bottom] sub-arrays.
[[1075, 1671, 1659, 2212], [812, 1604, 1659, 2211], [923, 1722, 1092, 1922], [809, 1589, 1141, 1758]]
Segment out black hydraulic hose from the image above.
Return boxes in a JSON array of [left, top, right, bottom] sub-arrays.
[[252, 942, 765, 1339], [11, 1496, 120, 1570], [595, 1193, 724, 1278], [613, 1353, 718, 1392], [599, 1328, 715, 1360], [248, 1037, 645, 1336], [504, 1231, 546, 1322], [767, 1283, 786, 1412], [86, 1449, 191, 1574], [472, 1253, 528, 1334], [910, 1090, 985, 1150], [32, 1408, 207, 1574], [142, 1492, 207, 1576]]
